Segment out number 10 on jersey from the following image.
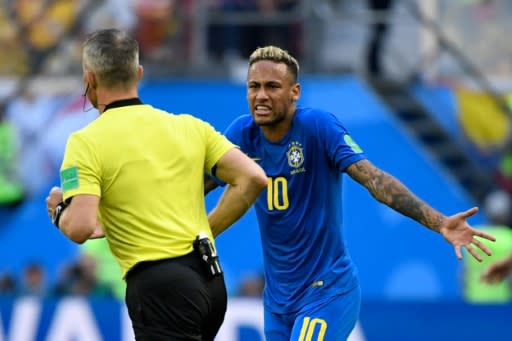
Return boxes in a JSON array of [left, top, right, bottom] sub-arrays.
[[267, 176, 289, 210]]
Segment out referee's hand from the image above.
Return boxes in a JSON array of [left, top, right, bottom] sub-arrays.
[[46, 187, 63, 219]]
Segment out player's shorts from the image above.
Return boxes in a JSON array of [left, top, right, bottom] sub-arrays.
[[264, 285, 361, 341], [125, 251, 227, 341]]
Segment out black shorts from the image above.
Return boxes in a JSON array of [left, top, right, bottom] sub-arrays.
[[125, 251, 227, 341]]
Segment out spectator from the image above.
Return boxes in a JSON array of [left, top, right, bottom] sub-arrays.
[[14, 0, 80, 72], [207, 0, 302, 62], [0, 7, 29, 76], [0, 104, 24, 207], [0, 273, 18, 296], [242, 0, 301, 60], [54, 256, 114, 297], [207, 0, 246, 63], [365, 0, 394, 78], [85, 0, 137, 32], [21, 262, 47, 296], [134, 0, 176, 63], [237, 272, 265, 298], [4, 88, 62, 198]]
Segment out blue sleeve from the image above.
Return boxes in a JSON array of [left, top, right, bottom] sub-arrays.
[[318, 111, 366, 171], [211, 117, 244, 187], [223, 118, 243, 146]]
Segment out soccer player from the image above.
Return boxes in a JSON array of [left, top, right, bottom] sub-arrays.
[[205, 45, 496, 340], [45, 28, 267, 340]]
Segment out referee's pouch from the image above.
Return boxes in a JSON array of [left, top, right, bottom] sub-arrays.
[[193, 233, 223, 278]]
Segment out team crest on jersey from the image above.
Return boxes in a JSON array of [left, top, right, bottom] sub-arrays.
[[287, 141, 305, 169]]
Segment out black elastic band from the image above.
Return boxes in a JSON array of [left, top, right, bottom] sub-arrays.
[[52, 202, 68, 229]]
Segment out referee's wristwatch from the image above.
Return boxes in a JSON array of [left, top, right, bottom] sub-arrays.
[[52, 202, 68, 229]]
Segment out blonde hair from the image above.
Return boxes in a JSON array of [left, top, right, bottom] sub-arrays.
[[249, 46, 299, 82]]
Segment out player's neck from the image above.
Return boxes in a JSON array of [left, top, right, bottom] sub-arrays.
[[261, 114, 294, 143]]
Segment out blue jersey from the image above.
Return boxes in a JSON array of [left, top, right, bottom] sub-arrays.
[[224, 106, 366, 314]]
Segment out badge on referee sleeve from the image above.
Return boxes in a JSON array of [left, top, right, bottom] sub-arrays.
[[61, 166, 80, 191]]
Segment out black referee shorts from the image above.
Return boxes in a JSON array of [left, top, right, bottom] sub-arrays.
[[125, 251, 227, 341]]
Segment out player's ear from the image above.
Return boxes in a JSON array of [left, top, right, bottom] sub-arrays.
[[137, 65, 144, 80], [291, 83, 300, 102]]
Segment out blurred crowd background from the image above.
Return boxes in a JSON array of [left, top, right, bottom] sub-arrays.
[[1, 0, 512, 316]]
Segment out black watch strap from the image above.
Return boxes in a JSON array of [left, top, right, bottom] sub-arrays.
[[52, 202, 68, 229]]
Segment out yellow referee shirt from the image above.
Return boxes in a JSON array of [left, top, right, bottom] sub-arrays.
[[60, 100, 235, 278]]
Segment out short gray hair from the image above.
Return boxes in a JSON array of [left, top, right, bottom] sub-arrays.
[[248, 46, 299, 82], [82, 29, 139, 88]]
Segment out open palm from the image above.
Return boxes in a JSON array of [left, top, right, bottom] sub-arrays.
[[438, 207, 496, 261]]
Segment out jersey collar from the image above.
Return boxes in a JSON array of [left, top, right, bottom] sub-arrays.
[[103, 98, 143, 112]]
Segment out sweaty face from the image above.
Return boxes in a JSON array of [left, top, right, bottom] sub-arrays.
[[247, 60, 299, 127]]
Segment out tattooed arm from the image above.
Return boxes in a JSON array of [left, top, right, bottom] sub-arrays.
[[346, 159, 495, 261], [346, 159, 444, 232]]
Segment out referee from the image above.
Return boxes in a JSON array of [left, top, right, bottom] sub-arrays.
[[45, 28, 267, 340]]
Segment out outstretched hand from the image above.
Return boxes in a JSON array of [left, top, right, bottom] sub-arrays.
[[438, 207, 496, 261]]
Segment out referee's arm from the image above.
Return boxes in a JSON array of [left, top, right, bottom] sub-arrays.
[[58, 193, 102, 244], [207, 148, 267, 237]]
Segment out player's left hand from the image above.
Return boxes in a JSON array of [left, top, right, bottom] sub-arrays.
[[438, 207, 496, 261], [46, 186, 64, 219]]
